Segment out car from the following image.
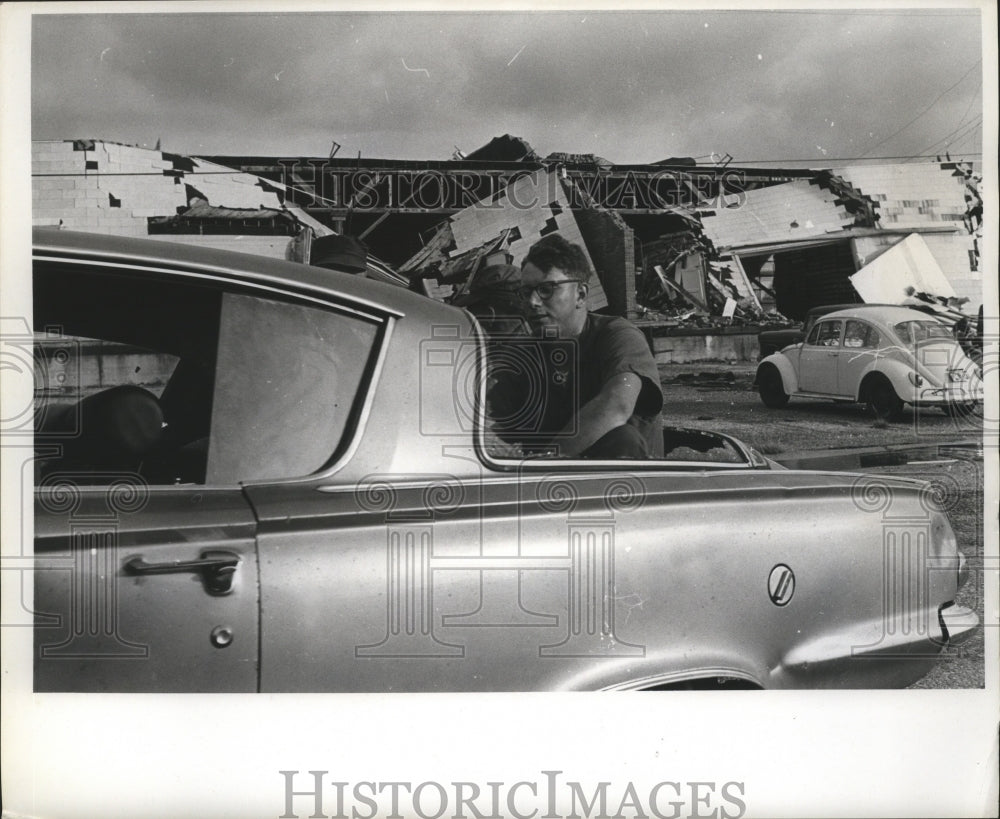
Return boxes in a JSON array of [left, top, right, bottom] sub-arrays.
[[757, 302, 864, 360], [30, 230, 977, 692], [755, 304, 984, 420], [756, 301, 965, 361]]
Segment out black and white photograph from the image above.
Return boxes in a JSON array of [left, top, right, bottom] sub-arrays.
[[1, 2, 997, 817]]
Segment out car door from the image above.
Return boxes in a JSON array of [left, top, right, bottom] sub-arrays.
[[34, 484, 258, 693], [249, 463, 592, 693], [838, 319, 881, 399], [33, 254, 260, 692], [243, 314, 648, 692], [797, 319, 843, 394], [208, 285, 393, 692]]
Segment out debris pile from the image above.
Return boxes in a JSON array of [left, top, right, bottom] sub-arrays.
[[392, 138, 980, 331], [34, 137, 982, 332]]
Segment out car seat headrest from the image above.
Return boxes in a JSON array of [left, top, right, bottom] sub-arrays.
[[51, 385, 164, 466]]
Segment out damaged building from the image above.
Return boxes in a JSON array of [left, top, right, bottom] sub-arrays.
[[699, 162, 982, 321], [398, 168, 631, 315], [32, 139, 304, 258], [32, 135, 983, 362], [30, 139, 400, 284]]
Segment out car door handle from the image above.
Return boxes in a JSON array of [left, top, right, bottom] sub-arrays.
[[123, 550, 240, 595]]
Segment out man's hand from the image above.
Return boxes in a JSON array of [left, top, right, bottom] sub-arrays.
[[552, 372, 641, 457]]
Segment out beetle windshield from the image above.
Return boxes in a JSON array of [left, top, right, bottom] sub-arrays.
[[893, 320, 954, 346]]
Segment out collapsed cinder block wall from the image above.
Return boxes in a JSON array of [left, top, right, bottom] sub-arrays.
[[33, 140, 186, 236], [401, 169, 614, 311], [573, 206, 637, 318], [832, 162, 982, 310], [31, 140, 299, 260]]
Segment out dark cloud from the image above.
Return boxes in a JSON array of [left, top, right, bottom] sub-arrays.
[[32, 9, 983, 164]]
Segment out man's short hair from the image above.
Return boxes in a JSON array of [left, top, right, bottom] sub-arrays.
[[523, 234, 593, 284]]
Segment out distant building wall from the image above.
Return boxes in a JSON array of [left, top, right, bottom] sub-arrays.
[[650, 331, 760, 363], [445, 170, 609, 311], [835, 162, 981, 309], [32, 140, 296, 260], [853, 232, 980, 310], [574, 207, 636, 317]]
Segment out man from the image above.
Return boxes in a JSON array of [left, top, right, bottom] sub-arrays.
[[518, 234, 664, 458]]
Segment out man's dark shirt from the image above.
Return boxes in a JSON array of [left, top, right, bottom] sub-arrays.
[[533, 313, 664, 457]]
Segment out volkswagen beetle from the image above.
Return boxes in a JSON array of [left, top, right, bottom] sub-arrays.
[[30, 230, 977, 692], [755, 304, 984, 420]]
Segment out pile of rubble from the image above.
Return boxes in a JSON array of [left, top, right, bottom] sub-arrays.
[[390, 138, 981, 332]]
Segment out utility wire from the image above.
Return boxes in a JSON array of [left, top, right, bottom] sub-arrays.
[[34, 147, 986, 176], [944, 123, 982, 158], [909, 116, 983, 162], [650, 8, 980, 15], [859, 59, 982, 157], [731, 152, 980, 165], [922, 116, 983, 154], [746, 8, 979, 14], [909, 76, 984, 161]]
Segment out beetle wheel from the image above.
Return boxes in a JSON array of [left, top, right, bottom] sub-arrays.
[[866, 379, 904, 421], [757, 365, 789, 408]]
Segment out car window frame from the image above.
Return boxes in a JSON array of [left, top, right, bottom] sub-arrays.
[[808, 319, 844, 348], [892, 318, 954, 346], [843, 319, 879, 350], [469, 326, 768, 473], [33, 252, 397, 490]]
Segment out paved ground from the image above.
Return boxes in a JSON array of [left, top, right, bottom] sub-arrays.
[[657, 363, 987, 689], [658, 363, 982, 453]]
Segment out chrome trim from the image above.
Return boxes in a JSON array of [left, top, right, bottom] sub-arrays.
[[36, 249, 399, 490], [602, 667, 763, 691], [34, 252, 394, 322]]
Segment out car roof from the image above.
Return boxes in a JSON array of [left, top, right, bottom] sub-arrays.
[[817, 304, 946, 324], [32, 227, 459, 322]]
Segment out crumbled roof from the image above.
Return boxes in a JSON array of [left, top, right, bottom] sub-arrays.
[[464, 134, 538, 162], [831, 162, 975, 229], [698, 179, 858, 251], [543, 152, 613, 168]]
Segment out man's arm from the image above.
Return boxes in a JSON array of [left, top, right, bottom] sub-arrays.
[[551, 372, 641, 456]]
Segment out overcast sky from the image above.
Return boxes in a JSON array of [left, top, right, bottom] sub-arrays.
[[30, 6, 986, 167]]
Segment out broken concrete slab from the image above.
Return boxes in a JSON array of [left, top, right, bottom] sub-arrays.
[[850, 232, 956, 304]]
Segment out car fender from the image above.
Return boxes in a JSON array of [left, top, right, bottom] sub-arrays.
[[757, 351, 799, 394], [856, 358, 915, 403]]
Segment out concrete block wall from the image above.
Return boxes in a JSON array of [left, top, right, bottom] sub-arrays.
[[836, 163, 982, 310], [854, 231, 981, 311], [700, 180, 855, 250], [447, 170, 609, 311], [32, 140, 285, 241], [921, 233, 981, 309], [574, 206, 637, 317], [651, 332, 760, 364], [833, 163, 972, 229]]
